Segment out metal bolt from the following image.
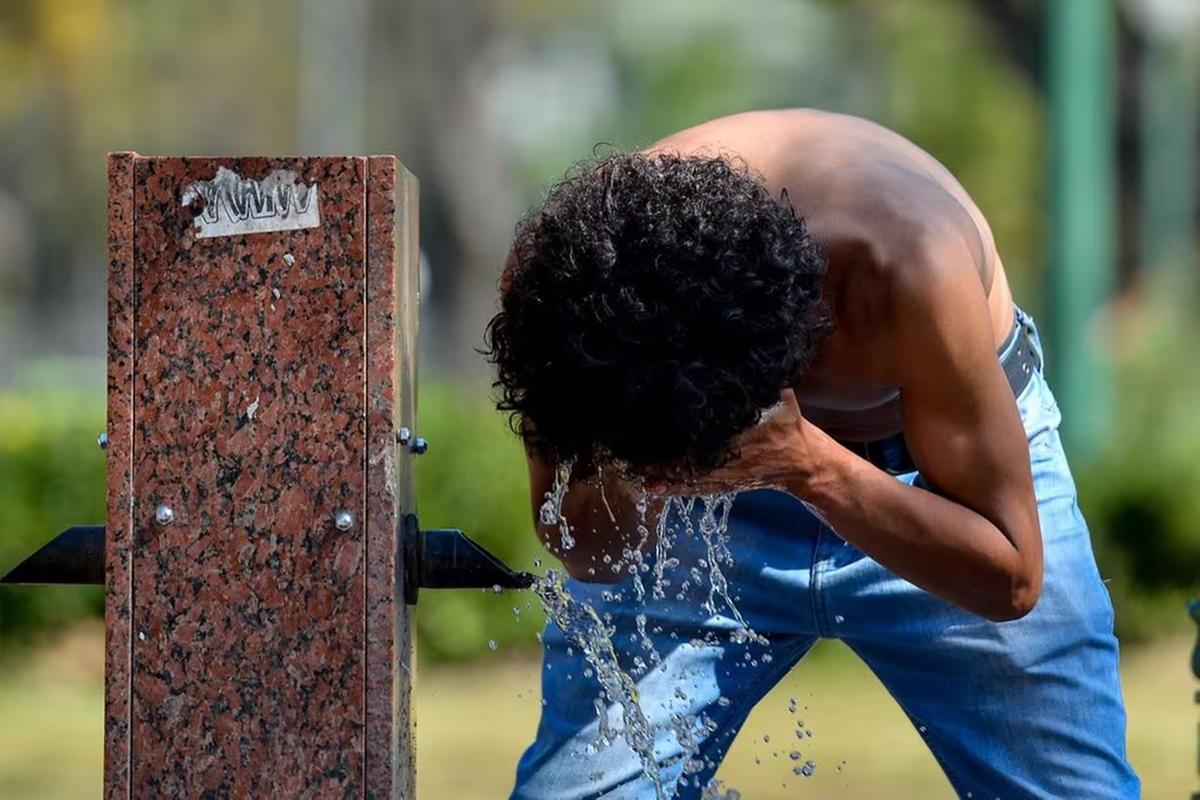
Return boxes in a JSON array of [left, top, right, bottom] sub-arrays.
[[410, 437, 429, 455], [395, 426, 412, 446], [154, 504, 175, 526], [333, 510, 354, 531], [97, 432, 108, 450]]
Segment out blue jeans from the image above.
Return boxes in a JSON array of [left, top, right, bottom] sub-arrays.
[[512, 309, 1139, 799]]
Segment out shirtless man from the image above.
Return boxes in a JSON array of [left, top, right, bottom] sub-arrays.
[[489, 110, 1138, 798]]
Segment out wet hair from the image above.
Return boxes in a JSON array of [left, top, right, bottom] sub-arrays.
[[485, 151, 831, 478]]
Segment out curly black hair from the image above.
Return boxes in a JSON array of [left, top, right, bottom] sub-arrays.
[[485, 151, 831, 478]]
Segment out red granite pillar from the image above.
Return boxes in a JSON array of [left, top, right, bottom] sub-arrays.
[[104, 154, 416, 798]]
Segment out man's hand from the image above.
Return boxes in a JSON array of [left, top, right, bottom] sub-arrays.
[[645, 389, 825, 496]]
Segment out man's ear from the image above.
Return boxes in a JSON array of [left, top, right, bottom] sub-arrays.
[[499, 247, 520, 293]]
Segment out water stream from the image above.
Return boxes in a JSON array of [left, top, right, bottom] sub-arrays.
[[532, 462, 776, 799]]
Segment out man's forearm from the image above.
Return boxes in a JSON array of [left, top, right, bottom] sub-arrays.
[[787, 441, 1039, 621]]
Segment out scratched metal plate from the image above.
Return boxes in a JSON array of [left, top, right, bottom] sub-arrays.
[[182, 165, 322, 239], [125, 157, 373, 797]]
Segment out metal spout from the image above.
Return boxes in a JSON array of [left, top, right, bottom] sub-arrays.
[[402, 514, 534, 605], [1, 525, 106, 585]]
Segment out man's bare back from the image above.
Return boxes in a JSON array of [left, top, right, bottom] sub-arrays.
[[650, 109, 1014, 441]]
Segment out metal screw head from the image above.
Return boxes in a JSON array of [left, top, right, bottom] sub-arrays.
[[97, 432, 109, 450], [396, 426, 412, 446], [333, 510, 354, 531], [410, 437, 429, 455], [154, 504, 175, 526]]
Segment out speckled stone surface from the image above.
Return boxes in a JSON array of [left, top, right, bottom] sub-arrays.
[[105, 151, 135, 800], [106, 155, 415, 798], [363, 157, 417, 798]]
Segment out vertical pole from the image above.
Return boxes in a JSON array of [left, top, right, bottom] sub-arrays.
[[1139, 32, 1198, 291], [1046, 0, 1117, 459]]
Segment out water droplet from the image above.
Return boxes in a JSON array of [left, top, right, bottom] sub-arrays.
[[487, 639, 497, 650], [492, 584, 503, 594], [762, 734, 770, 743], [789, 751, 802, 760], [834, 614, 845, 624]]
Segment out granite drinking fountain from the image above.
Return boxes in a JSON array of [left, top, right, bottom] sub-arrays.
[[1, 154, 531, 798]]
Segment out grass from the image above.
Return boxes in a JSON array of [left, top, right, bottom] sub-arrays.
[[0, 624, 1192, 798]]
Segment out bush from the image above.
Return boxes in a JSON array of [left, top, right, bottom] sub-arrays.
[[412, 382, 547, 662], [0, 368, 106, 649], [1073, 287, 1200, 643]]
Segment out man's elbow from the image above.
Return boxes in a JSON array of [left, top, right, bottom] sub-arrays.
[[982, 570, 1043, 622]]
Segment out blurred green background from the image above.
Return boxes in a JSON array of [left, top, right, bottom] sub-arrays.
[[1, 0, 1198, 796]]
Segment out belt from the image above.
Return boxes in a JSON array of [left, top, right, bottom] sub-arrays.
[[836, 318, 1041, 475]]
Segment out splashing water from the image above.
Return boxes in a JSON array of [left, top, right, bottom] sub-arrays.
[[694, 494, 768, 646], [529, 460, 773, 798], [534, 568, 666, 797], [701, 779, 742, 800], [539, 457, 577, 550]]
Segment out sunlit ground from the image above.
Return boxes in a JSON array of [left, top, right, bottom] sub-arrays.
[[0, 623, 1190, 798]]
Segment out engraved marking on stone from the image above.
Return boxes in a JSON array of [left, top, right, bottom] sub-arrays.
[[181, 166, 321, 238]]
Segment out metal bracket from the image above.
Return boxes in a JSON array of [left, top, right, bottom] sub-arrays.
[[3, 518, 534, 606]]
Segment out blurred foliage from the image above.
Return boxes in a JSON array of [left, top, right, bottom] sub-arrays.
[[0, 365, 105, 649], [411, 383, 546, 663], [1074, 280, 1200, 643]]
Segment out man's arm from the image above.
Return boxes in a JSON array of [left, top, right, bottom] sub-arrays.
[[786, 240, 1043, 621]]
